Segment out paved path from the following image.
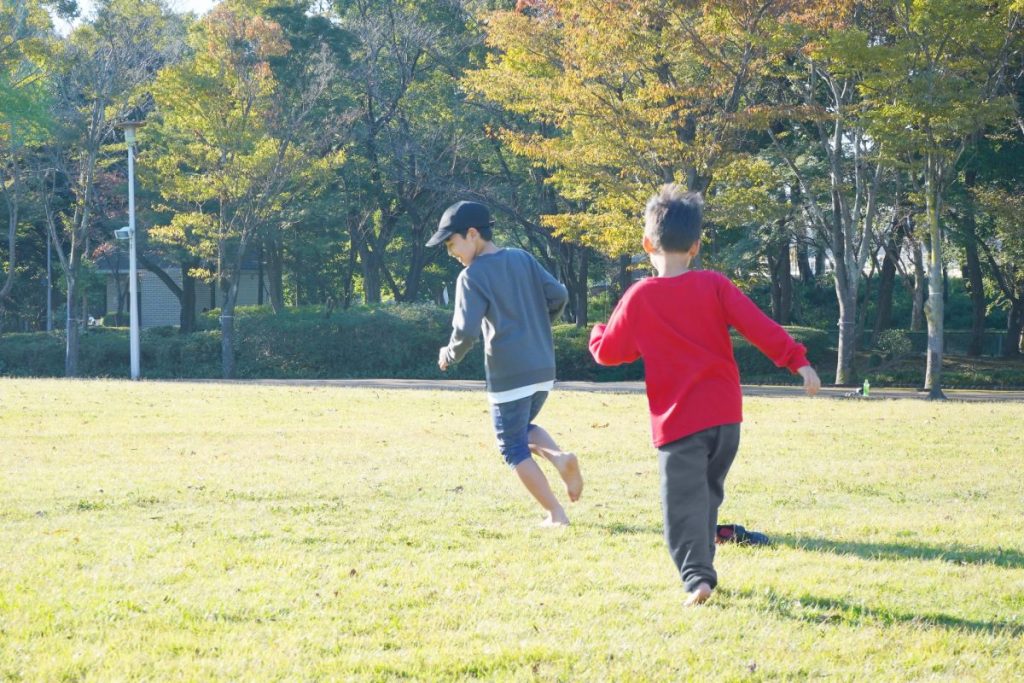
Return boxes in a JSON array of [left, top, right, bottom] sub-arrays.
[[188, 378, 1024, 402]]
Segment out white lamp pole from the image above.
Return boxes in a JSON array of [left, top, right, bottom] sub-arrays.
[[117, 121, 145, 380]]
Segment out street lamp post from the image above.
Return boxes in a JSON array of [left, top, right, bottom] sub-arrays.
[[116, 121, 145, 380]]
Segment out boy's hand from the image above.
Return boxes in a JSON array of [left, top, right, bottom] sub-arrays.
[[797, 365, 821, 396], [438, 346, 450, 372]]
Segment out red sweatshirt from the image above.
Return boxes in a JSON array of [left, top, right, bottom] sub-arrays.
[[589, 270, 809, 447]]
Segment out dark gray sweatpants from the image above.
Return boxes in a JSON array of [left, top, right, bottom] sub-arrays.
[[658, 423, 741, 592]]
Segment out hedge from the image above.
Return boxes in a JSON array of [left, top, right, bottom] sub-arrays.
[[0, 304, 831, 383]]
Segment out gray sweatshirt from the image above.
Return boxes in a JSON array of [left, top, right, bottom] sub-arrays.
[[443, 248, 569, 392]]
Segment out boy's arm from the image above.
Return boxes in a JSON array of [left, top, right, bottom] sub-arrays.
[[534, 257, 569, 323], [588, 294, 641, 366], [719, 275, 810, 373], [439, 271, 487, 370]]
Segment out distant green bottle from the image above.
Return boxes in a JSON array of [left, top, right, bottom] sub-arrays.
[[862, 378, 870, 397]]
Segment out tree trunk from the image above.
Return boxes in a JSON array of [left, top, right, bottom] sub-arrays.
[[796, 241, 814, 284], [575, 248, 589, 328], [942, 265, 949, 307], [871, 235, 898, 346], [768, 239, 792, 324], [359, 238, 382, 304], [857, 269, 874, 342], [64, 221, 86, 377], [768, 251, 782, 323], [220, 278, 239, 379], [1, 128, 23, 325], [960, 170, 985, 356], [960, 171, 986, 357], [64, 274, 79, 377], [814, 248, 826, 279], [0, 166, 18, 305], [220, 308, 235, 379], [780, 246, 792, 326], [835, 284, 857, 385], [180, 264, 196, 334], [61, 144, 99, 376], [401, 244, 427, 303], [923, 168, 945, 399], [830, 201, 856, 385], [343, 224, 358, 309], [615, 254, 631, 304], [265, 237, 285, 313], [911, 241, 926, 332], [1004, 298, 1023, 358], [116, 276, 127, 316], [963, 236, 986, 357], [379, 259, 404, 302], [257, 243, 264, 306]]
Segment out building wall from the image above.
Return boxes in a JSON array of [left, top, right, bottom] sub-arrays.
[[106, 269, 266, 329], [141, 270, 183, 327]]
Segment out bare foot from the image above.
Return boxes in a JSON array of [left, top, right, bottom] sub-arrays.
[[550, 452, 583, 502], [684, 583, 713, 607], [540, 510, 570, 527]]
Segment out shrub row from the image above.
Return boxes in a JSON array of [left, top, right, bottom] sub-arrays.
[[1, 304, 831, 383]]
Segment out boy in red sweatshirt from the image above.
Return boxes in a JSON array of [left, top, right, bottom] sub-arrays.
[[589, 184, 821, 605]]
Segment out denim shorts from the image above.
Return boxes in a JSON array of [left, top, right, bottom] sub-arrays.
[[490, 391, 548, 467]]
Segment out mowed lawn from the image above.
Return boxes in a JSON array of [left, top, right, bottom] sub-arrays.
[[1, 379, 1022, 681]]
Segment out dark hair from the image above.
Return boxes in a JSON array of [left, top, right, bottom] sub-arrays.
[[644, 184, 703, 253], [457, 223, 493, 241]]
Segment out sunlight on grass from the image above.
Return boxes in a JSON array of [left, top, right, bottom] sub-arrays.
[[1, 378, 1022, 680]]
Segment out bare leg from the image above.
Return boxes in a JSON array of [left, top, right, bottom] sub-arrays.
[[528, 425, 583, 502], [514, 458, 569, 526]]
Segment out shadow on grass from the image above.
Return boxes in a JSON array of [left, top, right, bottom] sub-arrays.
[[774, 534, 1024, 570], [583, 521, 662, 536], [724, 587, 1024, 637]]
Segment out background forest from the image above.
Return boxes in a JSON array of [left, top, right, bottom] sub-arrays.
[[2, 0, 1023, 391]]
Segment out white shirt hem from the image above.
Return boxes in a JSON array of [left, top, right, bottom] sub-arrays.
[[487, 380, 555, 405]]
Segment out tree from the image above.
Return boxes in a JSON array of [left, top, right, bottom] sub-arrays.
[[760, 2, 901, 385], [329, 0, 489, 305], [968, 114, 1024, 358], [0, 0, 54, 324], [855, 0, 1021, 396], [973, 184, 1024, 357], [148, 1, 345, 377], [40, 0, 181, 375], [466, 0, 830, 257], [258, 2, 354, 312]]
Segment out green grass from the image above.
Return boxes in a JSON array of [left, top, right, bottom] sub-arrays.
[[1, 379, 1022, 681]]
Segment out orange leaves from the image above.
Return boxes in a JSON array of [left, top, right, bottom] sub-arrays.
[[203, 4, 289, 77], [775, 0, 856, 32]]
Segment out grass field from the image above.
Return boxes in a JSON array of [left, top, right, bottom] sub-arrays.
[[1, 379, 1022, 681]]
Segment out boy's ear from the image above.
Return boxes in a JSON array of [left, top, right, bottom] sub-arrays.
[[642, 234, 657, 254], [465, 227, 480, 241], [689, 240, 701, 258]]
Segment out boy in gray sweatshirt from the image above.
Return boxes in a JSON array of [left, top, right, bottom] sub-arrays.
[[428, 200, 583, 526]]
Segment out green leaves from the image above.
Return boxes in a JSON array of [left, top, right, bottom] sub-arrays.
[[853, 0, 1018, 162], [467, 0, 841, 257], [148, 6, 304, 246], [0, 0, 56, 145]]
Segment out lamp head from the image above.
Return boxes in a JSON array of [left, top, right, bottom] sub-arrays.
[[116, 121, 146, 144]]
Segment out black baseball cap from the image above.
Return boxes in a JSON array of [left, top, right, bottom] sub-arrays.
[[426, 201, 493, 247]]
